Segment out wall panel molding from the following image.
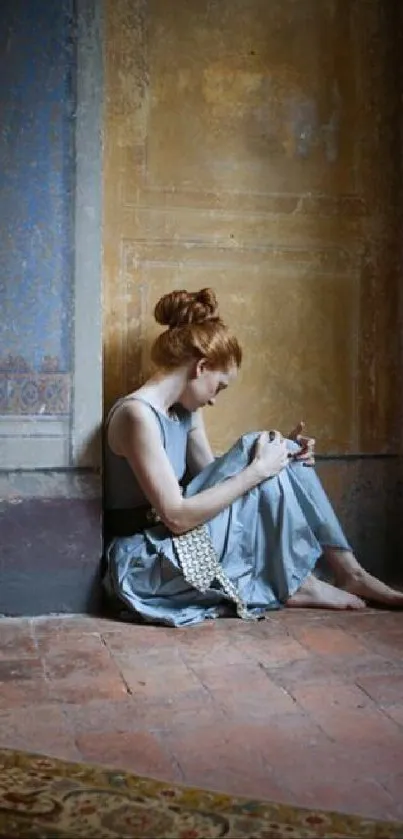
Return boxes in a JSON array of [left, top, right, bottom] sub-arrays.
[[71, 0, 104, 467], [0, 417, 70, 469]]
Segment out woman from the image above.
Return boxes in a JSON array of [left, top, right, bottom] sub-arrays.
[[104, 288, 403, 627]]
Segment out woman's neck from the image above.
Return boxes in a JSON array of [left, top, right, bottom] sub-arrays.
[[134, 367, 189, 414]]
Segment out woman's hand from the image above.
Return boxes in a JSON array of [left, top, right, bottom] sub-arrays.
[[288, 421, 316, 467], [252, 430, 289, 481]]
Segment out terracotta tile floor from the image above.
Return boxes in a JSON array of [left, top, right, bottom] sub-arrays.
[[1, 609, 403, 822]]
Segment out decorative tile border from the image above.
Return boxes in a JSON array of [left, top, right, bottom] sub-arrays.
[[0, 374, 71, 415]]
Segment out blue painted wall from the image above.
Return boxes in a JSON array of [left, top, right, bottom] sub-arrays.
[[0, 0, 74, 415]]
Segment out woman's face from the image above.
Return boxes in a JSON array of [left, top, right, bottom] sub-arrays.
[[180, 361, 238, 412]]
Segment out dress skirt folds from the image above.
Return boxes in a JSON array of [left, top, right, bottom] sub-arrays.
[[104, 433, 351, 627]]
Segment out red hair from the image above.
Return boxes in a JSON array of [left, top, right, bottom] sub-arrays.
[[151, 288, 242, 371]]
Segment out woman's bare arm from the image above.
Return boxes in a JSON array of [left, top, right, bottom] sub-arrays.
[[186, 410, 215, 476], [108, 402, 287, 535]]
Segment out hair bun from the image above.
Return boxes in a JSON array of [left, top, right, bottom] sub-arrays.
[[154, 288, 219, 328]]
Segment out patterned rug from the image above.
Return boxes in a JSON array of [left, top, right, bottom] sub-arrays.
[[0, 749, 402, 838]]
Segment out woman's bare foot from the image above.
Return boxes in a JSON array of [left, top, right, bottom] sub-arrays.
[[324, 549, 403, 608], [286, 573, 366, 610]]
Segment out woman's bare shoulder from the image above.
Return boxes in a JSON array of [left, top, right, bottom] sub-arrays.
[[107, 395, 158, 454]]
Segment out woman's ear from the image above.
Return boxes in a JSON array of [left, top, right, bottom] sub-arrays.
[[194, 358, 208, 379]]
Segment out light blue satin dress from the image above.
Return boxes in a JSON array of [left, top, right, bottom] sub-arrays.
[[104, 397, 351, 627]]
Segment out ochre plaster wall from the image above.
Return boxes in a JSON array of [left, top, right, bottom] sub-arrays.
[[103, 0, 401, 456]]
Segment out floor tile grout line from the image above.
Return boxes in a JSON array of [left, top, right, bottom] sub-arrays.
[[99, 633, 134, 696]]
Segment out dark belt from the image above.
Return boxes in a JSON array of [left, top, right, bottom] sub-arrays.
[[104, 505, 161, 538]]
